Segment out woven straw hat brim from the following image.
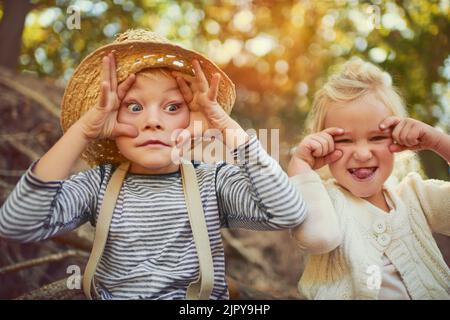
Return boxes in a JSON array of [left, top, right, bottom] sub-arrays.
[[61, 35, 236, 167]]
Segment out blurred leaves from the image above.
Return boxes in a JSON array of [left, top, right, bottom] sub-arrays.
[[4, 0, 450, 172]]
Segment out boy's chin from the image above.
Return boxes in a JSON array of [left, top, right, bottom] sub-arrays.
[[129, 159, 180, 174]]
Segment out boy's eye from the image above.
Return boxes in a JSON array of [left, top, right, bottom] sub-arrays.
[[127, 103, 143, 112], [165, 103, 180, 112]]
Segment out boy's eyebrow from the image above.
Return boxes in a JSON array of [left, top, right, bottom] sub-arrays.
[[163, 86, 181, 93]]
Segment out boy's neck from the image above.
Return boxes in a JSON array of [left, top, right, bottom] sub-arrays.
[[128, 162, 181, 175]]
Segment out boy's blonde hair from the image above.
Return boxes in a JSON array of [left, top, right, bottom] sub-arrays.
[[306, 57, 422, 182], [137, 67, 173, 80]]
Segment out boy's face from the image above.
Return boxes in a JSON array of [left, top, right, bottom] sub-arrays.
[[324, 92, 394, 202], [115, 73, 190, 174]]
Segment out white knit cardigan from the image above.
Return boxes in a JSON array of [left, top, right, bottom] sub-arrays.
[[291, 171, 450, 300]]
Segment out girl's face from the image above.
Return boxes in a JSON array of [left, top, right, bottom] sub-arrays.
[[324, 92, 394, 202], [115, 73, 190, 174]]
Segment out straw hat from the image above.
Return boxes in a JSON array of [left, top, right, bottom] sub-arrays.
[[61, 29, 236, 166]]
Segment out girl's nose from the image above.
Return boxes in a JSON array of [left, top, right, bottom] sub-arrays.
[[352, 145, 373, 162]]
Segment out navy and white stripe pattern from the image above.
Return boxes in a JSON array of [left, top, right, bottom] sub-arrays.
[[0, 135, 306, 299]]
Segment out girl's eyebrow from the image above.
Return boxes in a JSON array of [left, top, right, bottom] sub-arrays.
[[369, 129, 390, 134]]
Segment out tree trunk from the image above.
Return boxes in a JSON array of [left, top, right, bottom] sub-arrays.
[[0, 0, 32, 70]]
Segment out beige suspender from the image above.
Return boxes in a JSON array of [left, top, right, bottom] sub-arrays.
[[82, 161, 214, 300], [180, 159, 214, 300]]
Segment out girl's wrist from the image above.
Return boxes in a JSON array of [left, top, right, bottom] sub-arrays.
[[287, 157, 313, 177]]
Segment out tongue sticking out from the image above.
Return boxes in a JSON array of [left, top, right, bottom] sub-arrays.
[[352, 168, 375, 179]]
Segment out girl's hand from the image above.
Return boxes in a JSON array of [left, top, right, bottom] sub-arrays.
[[288, 127, 344, 176], [77, 53, 138, 140], [379, 116, 442, 153]]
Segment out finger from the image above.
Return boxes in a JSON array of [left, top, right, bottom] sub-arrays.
[[319, 132, 335, 156], [389, 143, 407, 153], [379, 116, 401, 130], [398, 121, 414, 147], [101, 56, 110, 85], [109, 53, 118, 92], [312, 135, 330, 156], [175, 129, 192, 149], [117, 74, 136, 100], [309, 137, 324, 157], [172, 71, 195, 83], [391, 119, 406, 144], [322, 127, 345, 136], [99, 81, 110, 109], [208, 73, 221, 101], [176, 76, 194, 103], [192, 60, 209, 91], [405, 123, 420, 147], [111, 123, 138, 138], [324, 149, 343, 165]]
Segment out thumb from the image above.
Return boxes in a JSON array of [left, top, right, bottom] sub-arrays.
[[389, 143, 407, 153], [111, 123, 138, 138], [175, 129, 192, 150], [325, 149, 343, 164], [315, 150, 343, 169]]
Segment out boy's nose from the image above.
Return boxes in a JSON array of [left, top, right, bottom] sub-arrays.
[[143, 109, 163, 130]]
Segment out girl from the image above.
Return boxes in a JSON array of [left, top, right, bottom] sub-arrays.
[[288, 57, 450, 299]]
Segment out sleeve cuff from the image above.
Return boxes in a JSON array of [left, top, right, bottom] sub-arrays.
[[289, 169, 323, 185], [24, 160, 63, 189], [231, 134, 260, 165]]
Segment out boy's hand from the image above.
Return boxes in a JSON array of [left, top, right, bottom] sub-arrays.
[[77, 53, 138, 140], [379, 117, 442, 153], [173, 60, 248, 149], [288, 128, 344, 176]]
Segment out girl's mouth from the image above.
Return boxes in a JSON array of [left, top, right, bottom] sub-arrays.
[[347, 167, 378, 182]]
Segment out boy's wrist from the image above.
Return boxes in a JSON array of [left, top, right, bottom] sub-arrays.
[[72, 119, 96, 143], [221, 119, 249, 150]]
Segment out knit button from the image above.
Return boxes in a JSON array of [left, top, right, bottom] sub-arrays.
[[377, 233, 391, 246], [372, 219, 386, 234]]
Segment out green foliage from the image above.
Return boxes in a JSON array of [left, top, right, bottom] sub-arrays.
[[10, 0, 450, 175]]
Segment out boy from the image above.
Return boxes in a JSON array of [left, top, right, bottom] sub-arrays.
[[0, 29, 307, 299]]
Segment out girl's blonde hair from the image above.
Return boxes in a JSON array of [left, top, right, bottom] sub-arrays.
[[307, 57, 422, 182]]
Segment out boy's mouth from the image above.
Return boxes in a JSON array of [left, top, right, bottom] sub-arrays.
[[347, 167, 378, 181], [138, 139, 171, 148]]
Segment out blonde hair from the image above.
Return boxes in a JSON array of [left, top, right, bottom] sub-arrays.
[[136, 67, 174, 80], [307, 57, 422, 182]]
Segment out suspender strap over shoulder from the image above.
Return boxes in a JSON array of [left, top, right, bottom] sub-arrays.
[[180, 159, 214, 300], [82, 161, 214, 300]]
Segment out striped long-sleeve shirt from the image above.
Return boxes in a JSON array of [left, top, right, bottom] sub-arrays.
[[0, 135, 307, 299]]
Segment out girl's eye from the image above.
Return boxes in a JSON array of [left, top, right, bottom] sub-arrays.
[[371, 136, 388, 141], [127, 103, 143, 112], [165, 103, 180, 112], [335, 139, 351, 143]]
